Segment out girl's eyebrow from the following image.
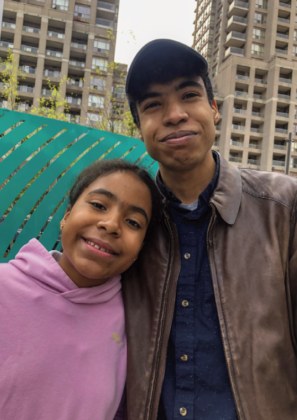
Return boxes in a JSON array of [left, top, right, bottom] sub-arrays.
[[87, 189, 149, 224]]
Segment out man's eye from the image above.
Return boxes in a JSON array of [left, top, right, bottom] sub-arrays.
[[91, 202, 106, 210], [183, 92, 199, 99], [144, 102, 159, 110], [127, 219, 140, 228]]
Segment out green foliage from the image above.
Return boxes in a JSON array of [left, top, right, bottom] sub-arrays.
[[0, 50, 25, 110]]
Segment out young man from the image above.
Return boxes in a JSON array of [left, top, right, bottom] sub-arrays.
[[122, 39, 297, 420]]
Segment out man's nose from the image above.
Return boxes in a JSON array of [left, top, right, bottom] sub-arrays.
[[163, 102, 188, 126]]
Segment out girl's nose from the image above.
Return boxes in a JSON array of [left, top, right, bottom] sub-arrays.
[[96, 214, 121, 236]]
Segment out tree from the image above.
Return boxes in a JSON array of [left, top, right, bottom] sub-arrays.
[[0, 50, 25, 110], [30, 76, 71, 121]]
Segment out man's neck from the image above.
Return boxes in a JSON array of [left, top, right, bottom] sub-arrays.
[[160, 151, 216, 204]]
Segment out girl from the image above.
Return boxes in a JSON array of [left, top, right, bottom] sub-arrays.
[[0, 159, 162, 420]]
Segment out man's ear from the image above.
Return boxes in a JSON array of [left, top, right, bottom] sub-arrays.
[[212, 99, 220, 124], [60, 205, 71, 231], [137, 124, 144, 142]]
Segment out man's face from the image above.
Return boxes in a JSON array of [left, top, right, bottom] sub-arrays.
[[136, 76, 219, 173]]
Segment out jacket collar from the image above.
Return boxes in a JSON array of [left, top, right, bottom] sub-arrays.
[[210, 154, 242, 225]]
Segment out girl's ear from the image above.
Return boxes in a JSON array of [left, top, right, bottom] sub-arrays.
[[60, 205, 71, 231]]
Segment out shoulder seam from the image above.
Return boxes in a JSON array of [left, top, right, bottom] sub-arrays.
[[242, 187, 292, 211]]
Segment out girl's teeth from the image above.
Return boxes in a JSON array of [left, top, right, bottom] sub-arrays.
[[86, 240, 113, 254]]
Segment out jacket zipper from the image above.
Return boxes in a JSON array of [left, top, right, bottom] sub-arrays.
[[206, 203, 243, 420], [147, 214, 175, 420]]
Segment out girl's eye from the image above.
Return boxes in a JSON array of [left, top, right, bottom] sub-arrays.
[[91, 202, 106, 210], [127, 219, 140, 228]]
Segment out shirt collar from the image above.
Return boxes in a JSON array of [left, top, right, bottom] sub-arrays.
[[156, 151, 220, 208]]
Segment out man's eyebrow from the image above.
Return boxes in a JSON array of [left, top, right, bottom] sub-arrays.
[[176, 80, 205, 91], [87, 189, 116, 200], [128, 205, 149, 225], [138, 92, 161, 106]]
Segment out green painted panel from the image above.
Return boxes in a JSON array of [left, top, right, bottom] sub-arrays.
[[0, 110, 158, 262]]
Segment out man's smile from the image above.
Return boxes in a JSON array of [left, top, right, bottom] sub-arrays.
[[160, 131, 198, 145]]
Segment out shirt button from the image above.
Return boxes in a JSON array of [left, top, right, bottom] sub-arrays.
[[184, 253, 191, 259], [182, 300, 189, 307], [181, 354, 188, 361], [180, 407, 187, 416]]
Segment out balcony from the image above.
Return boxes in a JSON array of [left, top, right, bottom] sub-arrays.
[[21, 45, 39, 53], [69, 60, 85, 68], [96, 18, 114, 28], [251, 127, 262, 133], [71, 42, 87, 50], [276, 32, 289, 39], [41, 88, 52, 96], [234, 108, 247, 114], [275, 48, 288, 54], [272, 160, 285, 166], [46, 49, 63, 58], [254, 78, 266, 84], [66, 96, 82, 105], [229, 156, 243, 162], [23, 25, 40, 34], [225, 31, 246, 47], [97, 1, 116, 11], [251, 50, 264, 57], [236, 74, 249, 81], [279, 1, 291, 7], [252, 111, 264, 117], [67, 79, 84, 87], [227, 15, 247, 32], [274, 143, 287, 149], [2, 22, 16, 29], [228, 0, 249, 17], [253, 93, 263, 99], [232, 124, 245, 130], [48, 30, 65, 39], [225, 46, 244, 58], [249, 143, 262, 149], [278, 93, 290, 99], [65, 114, 81, 124], [278, 16, 290, 23], [17, 85, 34, 93], [215, 125, 221, 130], [248, 158, 259, 165], [19, 65, 36, 74], [43, 69, 61, 78], [0, 41, 13, 48], [15, 103, 31, 112], [279, 77, 291, 83], [235, 90, 248, 96], [275, 127, 288, 133], [276, 111, 289, 117], [230, 140, 244, 146]]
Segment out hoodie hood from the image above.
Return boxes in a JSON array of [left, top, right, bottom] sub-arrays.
[[9, 239, 121, 304]]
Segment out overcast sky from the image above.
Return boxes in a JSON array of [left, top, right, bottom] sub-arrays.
[[115, 0, 197, 67]]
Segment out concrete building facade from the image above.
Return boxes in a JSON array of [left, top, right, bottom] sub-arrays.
[[193, 0, 297, 175], [0, 0, 126, 127]]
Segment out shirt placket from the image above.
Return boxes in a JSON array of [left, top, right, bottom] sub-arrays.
[[174, 220, 197, 420]]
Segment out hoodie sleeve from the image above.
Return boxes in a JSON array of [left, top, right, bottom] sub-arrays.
[[113, 389, 126, 420]]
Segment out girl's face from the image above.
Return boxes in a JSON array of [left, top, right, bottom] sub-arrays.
[[58, 171, 152, 288]]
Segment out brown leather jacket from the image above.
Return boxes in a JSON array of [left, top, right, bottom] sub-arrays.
[[122, 155, 297, 420]]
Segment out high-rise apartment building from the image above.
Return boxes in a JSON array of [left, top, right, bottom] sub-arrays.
[[0, 0, 126, 127], [193, 0, 297, 175]]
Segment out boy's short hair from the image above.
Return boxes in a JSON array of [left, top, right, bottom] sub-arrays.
[[125, 39, 214, 126]]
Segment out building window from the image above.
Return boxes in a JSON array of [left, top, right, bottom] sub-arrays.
[[52, 0, 68, 10], [92, 57, 108, 71], [74, 4, 90, 18], [254, 12, 266, 24], [87, 112, 102, 123], [90, 77, 106, 90], [110, 102, 124, 115], [251, 43, 264, 55], [255, 0, 267, 9], [88, 95, 104, 108], [253, 28, 265, 39], [293, 46, 297, 56], [112, 86, 125, 99], [94, 39, 110, 53], [212, 64, 218, 78]]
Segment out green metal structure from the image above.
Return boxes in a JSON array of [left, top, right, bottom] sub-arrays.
[[0, 109, 157, 263]]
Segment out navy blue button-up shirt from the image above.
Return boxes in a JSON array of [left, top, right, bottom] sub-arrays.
[[157, 152, 237, 420]]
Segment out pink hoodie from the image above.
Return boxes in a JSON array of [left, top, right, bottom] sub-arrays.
[[0, 239, 126, 420]]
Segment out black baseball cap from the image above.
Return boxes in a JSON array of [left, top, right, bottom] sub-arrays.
[[125, 39, 209, 99]]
